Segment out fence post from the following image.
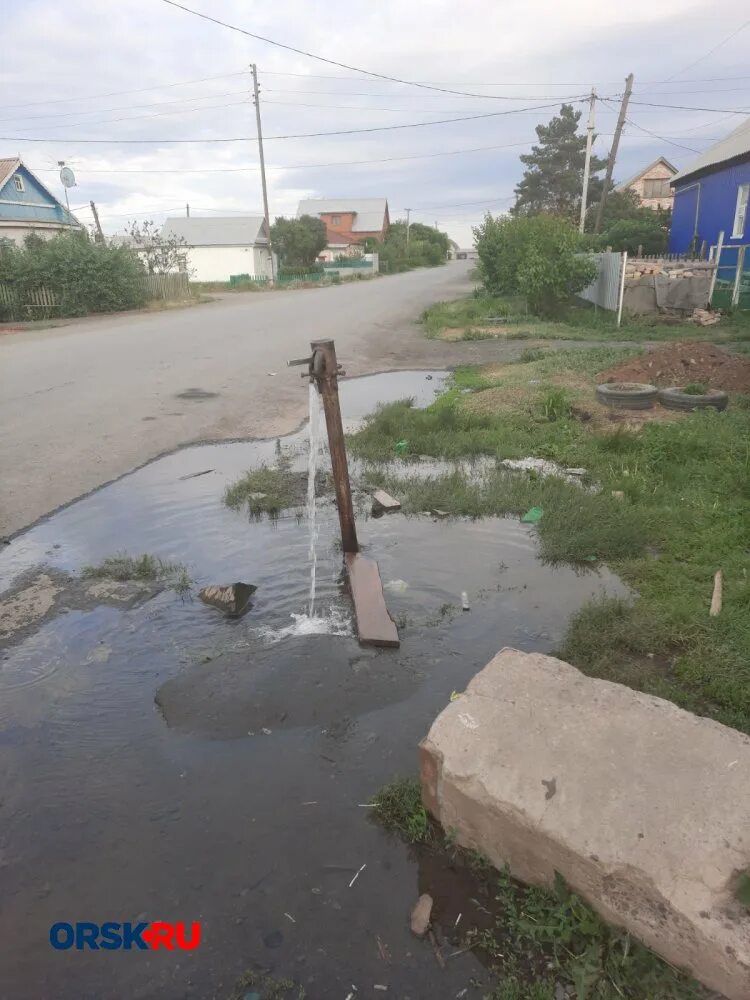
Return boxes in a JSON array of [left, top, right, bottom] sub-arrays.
[[708, 231, 724, 305], [617, 251, 627, 328], [731, 245, 746, 308]]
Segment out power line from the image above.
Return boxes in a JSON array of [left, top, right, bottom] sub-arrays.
[[0, 99, 572, 143], [598, 96, 701, 153], [0, 88, 253, 124], [158, 0, 567, 102], [10, 99, 251, 132], [628, 99, 750, 113], [262, 85, 587, 102], [0, 71, 250, 113], [662, 18, 750, 83]]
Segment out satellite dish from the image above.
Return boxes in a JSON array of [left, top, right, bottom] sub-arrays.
[[60, 166, 76, 188]]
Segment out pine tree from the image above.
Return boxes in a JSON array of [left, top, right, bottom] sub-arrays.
[[511, 104, 608, 219]]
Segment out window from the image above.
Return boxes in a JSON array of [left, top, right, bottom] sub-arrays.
[[331, 215, 341, 225], [732, 183, 749, 239], [13, 175, 25, 193], [642, 178, 671, 200]]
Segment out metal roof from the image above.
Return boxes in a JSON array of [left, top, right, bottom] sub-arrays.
[[0, 157, 22, 190], [617, 156, 678, 192], [672, 118, 750, 185], [160, 216, 268, 246], [296, 198, 388, 233]]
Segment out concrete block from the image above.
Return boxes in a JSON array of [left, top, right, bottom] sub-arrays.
[[420, 649, 750, 999]]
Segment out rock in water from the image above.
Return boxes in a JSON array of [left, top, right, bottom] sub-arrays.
[[410, 893, 433, 938], [199, 582, 257, 617]]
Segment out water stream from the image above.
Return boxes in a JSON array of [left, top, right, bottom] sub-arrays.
[[306, 380, 323, 617]]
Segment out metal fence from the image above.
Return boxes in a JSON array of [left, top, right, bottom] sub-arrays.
[[576, 251, 627, 326]]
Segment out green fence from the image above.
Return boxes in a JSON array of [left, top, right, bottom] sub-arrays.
[[710, 244, 750, 311]]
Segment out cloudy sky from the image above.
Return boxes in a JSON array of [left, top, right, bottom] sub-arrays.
[[2, 0, 748, 245]]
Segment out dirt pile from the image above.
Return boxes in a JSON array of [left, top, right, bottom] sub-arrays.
[[601, 342, 750, 392]]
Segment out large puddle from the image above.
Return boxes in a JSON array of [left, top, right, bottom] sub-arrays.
[[0, 371, 627, 999]]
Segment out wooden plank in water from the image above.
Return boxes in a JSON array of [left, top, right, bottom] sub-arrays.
[[345, 553, 400, 648]]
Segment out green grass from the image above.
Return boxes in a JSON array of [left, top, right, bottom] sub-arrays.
[[224, 445, 305, 518], [370, 777, 433, 844], [422, 292, 750, 344], [350, 348, 750, 734], [682, 383, 707, 395], [81, 553, 191, 595], [373, 779, 707, 1000]]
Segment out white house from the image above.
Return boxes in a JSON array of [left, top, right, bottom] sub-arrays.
[[159, 216, 274, 281]]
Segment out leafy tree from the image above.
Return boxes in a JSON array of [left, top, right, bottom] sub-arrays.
[[372, 220, 448, 272], [473, 213, 596, 316], [269, 214, 327, 269], [125, 219, 188, 275], [583, 189, 671, 254], [0, 231, 146, 320], [512, 104, 608, 219]]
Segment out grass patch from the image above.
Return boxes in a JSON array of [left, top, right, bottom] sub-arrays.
[[422, 292, 750, 344], [227, 968, 305, 1000], [370, 776, 433, 843], [350, 347, 750, 733], [373, 779, 707, 999], [224, 444, 305, 518], [82, 553, 191, 595]]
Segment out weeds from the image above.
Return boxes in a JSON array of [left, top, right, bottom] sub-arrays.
[[82, 553, 191, 595], [682, 383, 707, 395], [370, 777, 433, 844], [224, 444, 304, 518], [540, 387, 571, 422]]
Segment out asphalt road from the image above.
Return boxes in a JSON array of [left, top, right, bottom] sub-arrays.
[[1, 263, 475, 536]]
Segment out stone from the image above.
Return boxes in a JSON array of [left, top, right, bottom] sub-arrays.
[[198, 582, 257, 617], [410, 893, 433, 937], [372, 489, 401, 514], [419, 648, 750, 1000]]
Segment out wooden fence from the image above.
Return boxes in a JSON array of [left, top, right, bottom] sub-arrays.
[[0, 271, 191, 320]]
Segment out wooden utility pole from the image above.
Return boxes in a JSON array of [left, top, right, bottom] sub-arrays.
[[594, 73, 634, 234], [309, 339, 358, 554], [251, 63, 275, 281], [578, 90, 596, 234], [405, 207, 412, 248], [186, 203, 190, 217], [90, 201, 104, 242]]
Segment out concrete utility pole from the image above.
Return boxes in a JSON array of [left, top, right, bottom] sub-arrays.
[[594, 73, 634, 234], [251, 63, 275, 281], [579, 90, 596, 234], [89, 201, 104, 242], [405, 207, 412, 248], [186, 203, 190, 217]]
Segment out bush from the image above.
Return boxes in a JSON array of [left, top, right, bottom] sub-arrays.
[[0, 232, 147, 319], [474, 214, 596, 316], [277, 263, 324, 278], [597, 217, 668, 256]]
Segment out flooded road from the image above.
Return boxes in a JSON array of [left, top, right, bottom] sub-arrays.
[[0, 372, 627, 999]]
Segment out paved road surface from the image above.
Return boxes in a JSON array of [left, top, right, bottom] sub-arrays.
[[1, 264, 475, 536]]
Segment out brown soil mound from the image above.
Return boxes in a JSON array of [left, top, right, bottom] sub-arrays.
[[601, 341, 750, 392]]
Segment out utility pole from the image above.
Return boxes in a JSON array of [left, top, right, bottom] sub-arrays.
[[594, 73, 634, 234], [579, 90, 596, 234], [251, 63, 274, 281], [405, 208, 412, 248], [89, 200, 104, 242], [186, 203, 190, 218]]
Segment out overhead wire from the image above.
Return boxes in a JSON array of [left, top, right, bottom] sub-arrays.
[[157, 0, 580, 102], [661, 18, 750, 83], [0, 99, 574, 143]]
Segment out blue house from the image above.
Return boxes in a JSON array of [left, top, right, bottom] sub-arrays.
[[0, 157, 81, 246], [669, 119, 750, 254]]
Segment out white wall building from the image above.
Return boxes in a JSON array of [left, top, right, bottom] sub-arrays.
[[160, 216, 274, 281]]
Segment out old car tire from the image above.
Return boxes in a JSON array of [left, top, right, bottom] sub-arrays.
[[595, 382, 658, 410], [658, 387, 729, 412]]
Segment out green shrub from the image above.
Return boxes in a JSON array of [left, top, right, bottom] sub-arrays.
[[473, 214, 596, 317], [0, 231, 147, 318]]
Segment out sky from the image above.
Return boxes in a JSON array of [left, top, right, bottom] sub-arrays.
[[2, 0, 749, 246]]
